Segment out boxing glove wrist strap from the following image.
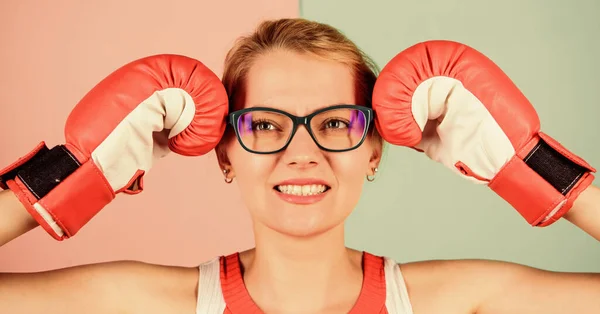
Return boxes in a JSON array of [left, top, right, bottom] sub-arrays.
[[0, 142, 115, 240], [523, 138, 589, 196], [0, 145, 80, 198], [489, 133, 595, 227]]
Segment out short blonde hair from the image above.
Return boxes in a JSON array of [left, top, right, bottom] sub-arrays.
[[221, 18, 382, 144]]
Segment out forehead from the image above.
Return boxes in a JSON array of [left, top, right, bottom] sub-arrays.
[[244, 49, 355, 114]]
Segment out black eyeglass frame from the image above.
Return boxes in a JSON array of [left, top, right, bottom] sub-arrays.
[[227, 104, 375, 154]]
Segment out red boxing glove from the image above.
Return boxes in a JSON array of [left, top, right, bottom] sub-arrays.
[[0, 54, 228, 240], [372, 40, 595, 227]]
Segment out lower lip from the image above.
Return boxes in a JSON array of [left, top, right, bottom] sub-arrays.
[[274, 189, 330, 205]]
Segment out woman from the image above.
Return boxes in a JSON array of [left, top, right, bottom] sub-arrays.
[[1, 18, 599, 314]]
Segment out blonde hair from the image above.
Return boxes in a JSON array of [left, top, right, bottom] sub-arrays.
[[221, 18, 382, 144]]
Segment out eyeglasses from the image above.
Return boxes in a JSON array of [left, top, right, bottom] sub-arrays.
[[227, 104, 374, 154]]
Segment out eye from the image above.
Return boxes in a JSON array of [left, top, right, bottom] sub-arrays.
[[253, 120, 277, 131], [324, 119, 348, 129]]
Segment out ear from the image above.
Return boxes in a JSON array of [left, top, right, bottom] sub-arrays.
[[367, 154, 381, 176], [215, 141, 235, 177], [367, 136, 383, 175]]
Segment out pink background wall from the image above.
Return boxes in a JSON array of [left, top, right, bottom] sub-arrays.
[[0, 0, 298, 272]]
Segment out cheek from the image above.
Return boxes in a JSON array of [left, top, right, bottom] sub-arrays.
[[329, 149, 371, 185], [229, 144, 276, 189]]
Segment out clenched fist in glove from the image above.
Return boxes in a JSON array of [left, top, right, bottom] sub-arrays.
[[0, 55, 228, 240], [373, 40, 595, 227]]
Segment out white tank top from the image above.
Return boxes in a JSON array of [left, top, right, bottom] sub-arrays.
[[195, 252, 414, 314]]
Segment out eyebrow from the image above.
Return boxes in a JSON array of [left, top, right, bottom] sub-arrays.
[[245, 102, 359, 113]]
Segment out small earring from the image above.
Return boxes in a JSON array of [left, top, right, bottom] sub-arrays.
[[223, 169, 233, 184], [366, 167, 378, 182]]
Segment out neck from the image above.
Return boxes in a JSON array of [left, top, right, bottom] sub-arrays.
[[241, 223, 363, 312]]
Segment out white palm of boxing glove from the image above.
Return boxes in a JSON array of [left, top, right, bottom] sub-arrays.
[[409, 75, 517, 184], [0, 55, 228, 240], [373, 40, 595, 227]]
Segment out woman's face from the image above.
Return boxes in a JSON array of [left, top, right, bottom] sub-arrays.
[[219, 49, 381, 238]]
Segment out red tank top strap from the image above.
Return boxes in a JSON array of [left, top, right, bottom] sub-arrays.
[[219, 251, 387, 313], [220, 253, 262, 313], [348, 251, 387, 313]]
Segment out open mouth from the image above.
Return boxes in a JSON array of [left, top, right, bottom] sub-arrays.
[[274, 184, 331, 196]]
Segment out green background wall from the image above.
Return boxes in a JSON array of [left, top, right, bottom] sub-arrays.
[[301, 0, 600, 271]]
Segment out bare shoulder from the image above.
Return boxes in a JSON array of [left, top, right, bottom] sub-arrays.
[[88, 260, 200, 313], [1, 260, 199, 314], [400, 259, 600, 314], [398, 259, 538, 314]]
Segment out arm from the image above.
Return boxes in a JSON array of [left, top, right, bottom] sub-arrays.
[[474, 262, 600, 314], [403, 186, 600, 314], [0, 184, 200, 314], [0, 189, 38, 247], [0, 185, 200, 313], [402, 259, 600, 314], [0, 261, 198, 314], [564, 185, 600, 241], [402, 187, 600, 314]]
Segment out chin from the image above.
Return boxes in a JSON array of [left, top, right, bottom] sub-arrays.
[[248, 190, 355, 239], [263, 207, 349, 239], [273, 221, 327, 238], [267, 221, 339, 238]]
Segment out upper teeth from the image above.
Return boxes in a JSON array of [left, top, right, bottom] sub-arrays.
[[277, 184, 327, 196]]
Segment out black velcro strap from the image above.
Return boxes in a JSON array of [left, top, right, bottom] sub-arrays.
[[524, 139, 587, 195], [16, 145, 81, 200], [0, 146, 50, 187]]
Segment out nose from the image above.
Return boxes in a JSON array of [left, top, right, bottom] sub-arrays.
[[282, 125, 321, 169]]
